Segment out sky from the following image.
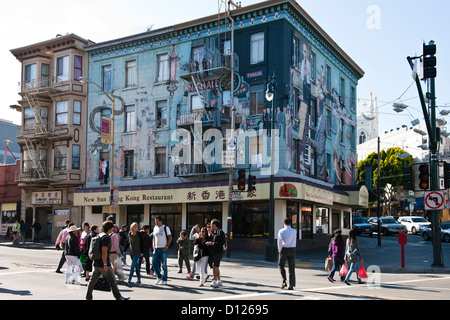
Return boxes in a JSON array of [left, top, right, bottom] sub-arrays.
[[1, 0, 449, 136]]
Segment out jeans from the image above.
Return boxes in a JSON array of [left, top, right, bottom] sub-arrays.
[[128, 254, 141, 282], [328, 257, 345, 281], [153, 248, 168, 281], [345, 261, 362, 283]]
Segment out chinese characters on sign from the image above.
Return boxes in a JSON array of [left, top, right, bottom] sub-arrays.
[[32, 191, 62, 204]]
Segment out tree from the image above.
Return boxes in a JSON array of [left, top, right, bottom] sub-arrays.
[[357, 147, 413, 215]]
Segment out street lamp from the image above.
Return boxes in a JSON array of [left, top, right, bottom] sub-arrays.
[[265, 72, 277, 262], [79, 77, 116, 214]]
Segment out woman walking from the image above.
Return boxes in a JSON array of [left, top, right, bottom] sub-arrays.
[[82, 224, 98, 281], [127, 222, 144, 286], [193, 227, 210, 287], [344, 229, 363, 285], [64, 225, 82, 284], [327, 229, 345, 283]]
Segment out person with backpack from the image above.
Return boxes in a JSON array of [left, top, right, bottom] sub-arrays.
[[85, 221, 129, 300], [152, 216, 172, 285], [119, 225, 129, 265], [83, 224, 98, 281], [140, 225, 152, 275], [127, 222, 144, 286]]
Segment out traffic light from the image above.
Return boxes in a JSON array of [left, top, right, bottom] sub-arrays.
[[418, 164, 429, 190], [237, 169, 246, 191], [248, 174, 256, 192], [444, 162, 450, 189], [420, 42, 437, 80], [403, 166, 413, 190]]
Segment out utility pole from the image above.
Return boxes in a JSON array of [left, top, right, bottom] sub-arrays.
[[377, 136, 381, 247], [407, 40, 443, 267]]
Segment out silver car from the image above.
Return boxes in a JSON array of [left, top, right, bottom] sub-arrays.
[[368, 217, 408, 236], [420, 222, 450, 242]]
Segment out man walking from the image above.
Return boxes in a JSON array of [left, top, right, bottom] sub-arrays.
[[206, 219, 225, 288], [152, 216, 172, 285], [86, 221, 129, 300], [277, 218, 297, 290]]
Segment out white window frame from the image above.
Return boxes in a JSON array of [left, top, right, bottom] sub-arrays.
[[157, 54, 169, 82], [250, 32, 264, 64]]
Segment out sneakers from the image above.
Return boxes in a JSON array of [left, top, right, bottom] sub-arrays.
[[161, 281, 167, 285], [155, 278, 162, 285], [186, 274, 194, 280], [210, 280, 222, 288], [281, 281, 287, 289]]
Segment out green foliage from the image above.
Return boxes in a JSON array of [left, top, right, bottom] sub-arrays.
[[357, 147, 412, 203]]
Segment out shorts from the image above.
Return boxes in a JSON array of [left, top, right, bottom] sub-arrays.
[[209, 253, 222, 268]]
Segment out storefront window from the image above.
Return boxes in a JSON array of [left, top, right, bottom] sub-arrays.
[[287, 201, 299, 234], [316, 207, 329, 234], [151, 204, 182, 237], [1, 211, 19, 224], [232, 201, 269, 238], [343, 211, 351, 229], [127, 205, 144, 229], [187, 203, 221, 230], [301, 204, 313, 239]]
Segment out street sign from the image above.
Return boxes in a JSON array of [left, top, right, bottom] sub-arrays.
[[223, 150, 236, 168], [424, 191, 445, 210]]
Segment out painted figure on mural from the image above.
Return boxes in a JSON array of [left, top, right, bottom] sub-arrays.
[[307, 94, 327, 181]]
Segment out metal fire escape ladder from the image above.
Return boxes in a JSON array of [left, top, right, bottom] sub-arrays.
[[22, 92, 47, 179]]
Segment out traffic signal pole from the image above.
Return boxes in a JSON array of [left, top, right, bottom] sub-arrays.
[[407, 41, 443, 267]]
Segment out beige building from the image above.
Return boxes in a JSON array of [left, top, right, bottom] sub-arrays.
[[10, 34, 91, 240]]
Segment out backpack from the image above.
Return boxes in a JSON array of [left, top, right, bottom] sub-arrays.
[[163, 226, 174, 248], [88, 233, 106, 261]]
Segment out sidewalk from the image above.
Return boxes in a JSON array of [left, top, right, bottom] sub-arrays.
[[2, 236, 450, 274]]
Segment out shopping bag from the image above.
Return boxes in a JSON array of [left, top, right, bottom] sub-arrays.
[[79, 254, 87, 271], [93, 276, 111, 292], [358, 264, 368, 279], [339, 263, 348, 277], [325, 256, 333, 272]]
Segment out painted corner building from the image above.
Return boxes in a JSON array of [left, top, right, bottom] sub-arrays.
[[75, 0, 367, 251]]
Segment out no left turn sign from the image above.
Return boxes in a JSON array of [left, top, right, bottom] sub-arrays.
[[424, 191, 445, 210]]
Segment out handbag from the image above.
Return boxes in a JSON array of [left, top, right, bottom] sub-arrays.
[[358, 263, 368, 279], [339, 263, 348, 277], [193, 244, 202, 262], [93, 276, 111, 292], [79, 254, 87, 271], [325, 256, 333, 272]]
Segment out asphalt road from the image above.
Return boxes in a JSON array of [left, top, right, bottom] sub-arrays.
[[1, 236, 450, 305]]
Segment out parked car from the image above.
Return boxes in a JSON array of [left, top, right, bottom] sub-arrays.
[[368, 217, 408, 236], [421, 221, 450, 242], [397, 216, 430, 234], [352, 216, 373, 237]]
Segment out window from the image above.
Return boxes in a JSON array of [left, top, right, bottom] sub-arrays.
[[340, 119, 344, 143], [326, 65, 331, 92], [190, 94, 203, 111], [157, 54, 169, 82], [72, 145, 80, 170], [292, 36, 300, 66], [23, 149, 33, 171], [56, 101, 68, 126], [156, 100, 167, 128], [24, 107, 35, 130], [41, 64, 49, 87], [326, 108, 332, 137], [73, 100, 81, 125], [359, 132, 367, 144], [340, 77, 345, 103], [74, 56, 82, 80], [54, 145, 67, 171], [124, 105, 136, 132], [155, 147, 166, 175], [39, 149, 47, 169], [250, 32, 264, 64], [123, 150, 134, 177], [25, 64, 36, 88], [250, 84, 264, 115], [223, 40, 231, 55], [191, 46, 204, 71], [125, 60, 136, 87], [311, 52, 316, 81], [351, 86, 356, 110], [102, 65, 112, 91], [56, 56, 69, 82]]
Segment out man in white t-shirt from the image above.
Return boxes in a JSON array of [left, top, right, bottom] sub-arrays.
[[152, 216, 172, 285]]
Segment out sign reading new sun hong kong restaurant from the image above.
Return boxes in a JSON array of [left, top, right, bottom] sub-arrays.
[[74, 181, 335, 207]]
